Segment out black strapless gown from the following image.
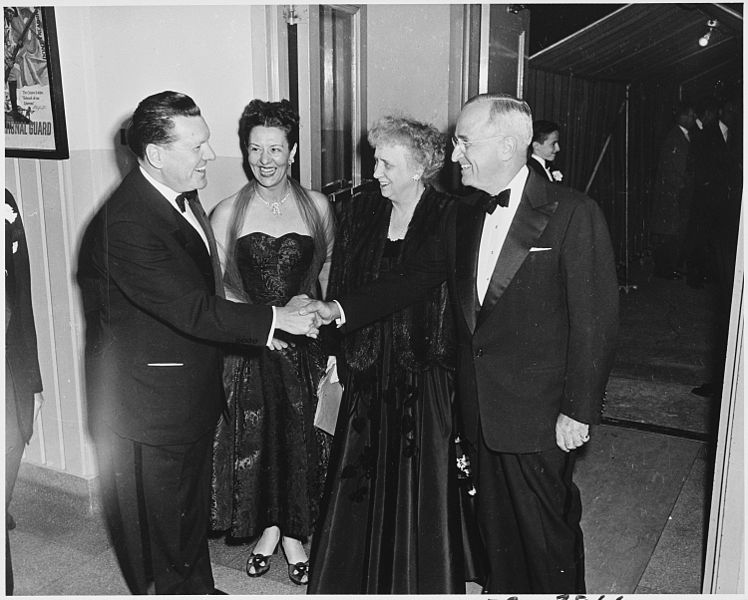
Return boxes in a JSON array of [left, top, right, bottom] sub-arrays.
[[210, 232, 330, 541]]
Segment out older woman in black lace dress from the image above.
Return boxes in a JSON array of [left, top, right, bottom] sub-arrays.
[[209, 99, 334, 586], [308, 116, 482, 593]]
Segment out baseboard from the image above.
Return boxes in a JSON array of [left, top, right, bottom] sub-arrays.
[[17, 461, 103, 512]]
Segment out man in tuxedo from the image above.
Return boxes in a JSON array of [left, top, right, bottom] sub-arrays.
[[5, 189, 44, 595], [302, 94, 618, 593], [528, 119, 562, 183], [683, 97, 720, 289], [690, 97, 741, 397], [649, 102, 695, 280], [77, 91, 317, 595]]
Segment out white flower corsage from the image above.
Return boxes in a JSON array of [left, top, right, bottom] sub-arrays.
[[5, 202, 17, 224], [551, 170, 564, 182]]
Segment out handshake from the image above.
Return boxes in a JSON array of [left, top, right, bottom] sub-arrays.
[[274, 294, 341, 338]]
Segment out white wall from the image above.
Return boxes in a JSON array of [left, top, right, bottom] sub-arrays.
[[57, 4, 262, 210], [366, 4, 452, 132]]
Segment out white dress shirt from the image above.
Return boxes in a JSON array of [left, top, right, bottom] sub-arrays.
[[476, 166, 529, 303], [719, 120, 729, 143]]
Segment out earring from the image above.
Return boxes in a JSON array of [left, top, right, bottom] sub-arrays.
[[289, 158, 295, 166], [411, 174, 420, 181]]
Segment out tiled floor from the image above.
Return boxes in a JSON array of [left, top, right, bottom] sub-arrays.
[[7, 260, 721, 596], [8, 422, 707, 596]]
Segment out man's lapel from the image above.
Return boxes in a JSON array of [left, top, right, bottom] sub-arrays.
[[455, 198, 485, 335], [132, 171, 217, 292], [188, 195, 225, 298], [476, 172, 558, 329]]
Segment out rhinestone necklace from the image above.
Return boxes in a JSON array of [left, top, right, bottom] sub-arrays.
[[256, 186, 291, 216]]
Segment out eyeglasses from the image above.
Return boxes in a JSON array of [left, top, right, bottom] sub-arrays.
[[451, 135, 506, 152]]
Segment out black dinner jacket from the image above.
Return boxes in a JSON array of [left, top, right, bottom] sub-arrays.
[[527, 155, 561, 183], [78, 168, 273, 445], [5, 190, 43, 443], [340, 170, 619, 453]]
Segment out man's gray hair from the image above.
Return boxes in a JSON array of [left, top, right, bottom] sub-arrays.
[[466, 94, 533, 146]]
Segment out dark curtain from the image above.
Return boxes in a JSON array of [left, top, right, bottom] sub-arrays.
[[524, 67, 680, 270]]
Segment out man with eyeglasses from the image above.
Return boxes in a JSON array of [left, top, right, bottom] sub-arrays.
[[301, 93, 619, 594]]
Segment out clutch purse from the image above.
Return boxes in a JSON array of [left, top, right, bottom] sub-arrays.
[[314, 362, 343, 436]]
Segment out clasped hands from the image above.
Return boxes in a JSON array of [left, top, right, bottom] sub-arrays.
[[273, 295, 340, 340]]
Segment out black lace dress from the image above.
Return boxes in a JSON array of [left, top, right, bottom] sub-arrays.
[[210, 232, 330, 541], [308, 187, 483, 594]]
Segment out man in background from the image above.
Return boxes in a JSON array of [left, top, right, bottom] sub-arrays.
[[649, 101, 695, 280], [5, 188, 44, 596], [528, 119, 563, 183]]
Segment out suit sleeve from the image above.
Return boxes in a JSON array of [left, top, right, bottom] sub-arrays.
[[337, 206, 451, 331], [105, 219, 272, 346], [560, 199, 619, 424]]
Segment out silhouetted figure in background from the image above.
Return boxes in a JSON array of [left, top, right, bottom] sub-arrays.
[[683, 97, 719, 289], [5, 189, 44, 596], [691, 97, 742, 399], [650, 102, 695, 280]]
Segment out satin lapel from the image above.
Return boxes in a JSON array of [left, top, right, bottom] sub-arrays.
[[189, 197, 225, 298], [130, 171, 215, 288], [476, 173, 559, 329], [455, 200, 485, 335]]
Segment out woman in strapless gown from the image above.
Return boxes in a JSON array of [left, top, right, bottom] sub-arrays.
[[209, 99, 334, 586]]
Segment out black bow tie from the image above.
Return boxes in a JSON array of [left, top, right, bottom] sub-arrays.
[[480, 189, 511, 214], [176, 190, 198, 212]]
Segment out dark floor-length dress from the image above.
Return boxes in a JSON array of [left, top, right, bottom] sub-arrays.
[[211, 232, 330, 541], [308, 187, 483, 594]]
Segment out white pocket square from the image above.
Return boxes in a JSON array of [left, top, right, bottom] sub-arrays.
[[529, 247, 552, 252], [147, 362, 184, 367]]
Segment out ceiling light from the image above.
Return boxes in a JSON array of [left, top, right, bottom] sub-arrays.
[[699, 19, 718, 47]]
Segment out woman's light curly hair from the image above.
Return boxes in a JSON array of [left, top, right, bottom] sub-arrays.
[[367, 116, 445, 182]]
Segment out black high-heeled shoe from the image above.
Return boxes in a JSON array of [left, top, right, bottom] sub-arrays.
[[246, 551, 274, 577], [246, 551, 273, 577], [287, 561, 309, 585]]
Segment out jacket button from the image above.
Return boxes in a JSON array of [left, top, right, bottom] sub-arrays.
[[475, 348, 484, 358]]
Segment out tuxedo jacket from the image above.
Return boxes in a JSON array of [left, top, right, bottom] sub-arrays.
[[693, 120, 733, 199], [528, 155, 565, 185], [5, 190, 42, 443], [78, 168, 273, 446], [340, 170, 619, 453], [527, 155, 553, 182]]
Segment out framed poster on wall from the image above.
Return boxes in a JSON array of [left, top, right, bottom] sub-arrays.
[[4, 6, 68, 159]]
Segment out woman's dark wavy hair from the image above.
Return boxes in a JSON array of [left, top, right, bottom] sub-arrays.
[[223, 99, 333, 301], [239, 98, 299, 151], [126, 91, 201, 159]]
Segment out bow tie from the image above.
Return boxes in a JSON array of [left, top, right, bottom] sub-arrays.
[[176, 190, 198, 212], [480, 189, 510, 214]]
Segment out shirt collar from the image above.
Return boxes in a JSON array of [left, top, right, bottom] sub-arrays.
[[500, 165, 529, 208], [678, 125, 690, 138], [531, 154, 547, 168], [139, 165, 180, 203]]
